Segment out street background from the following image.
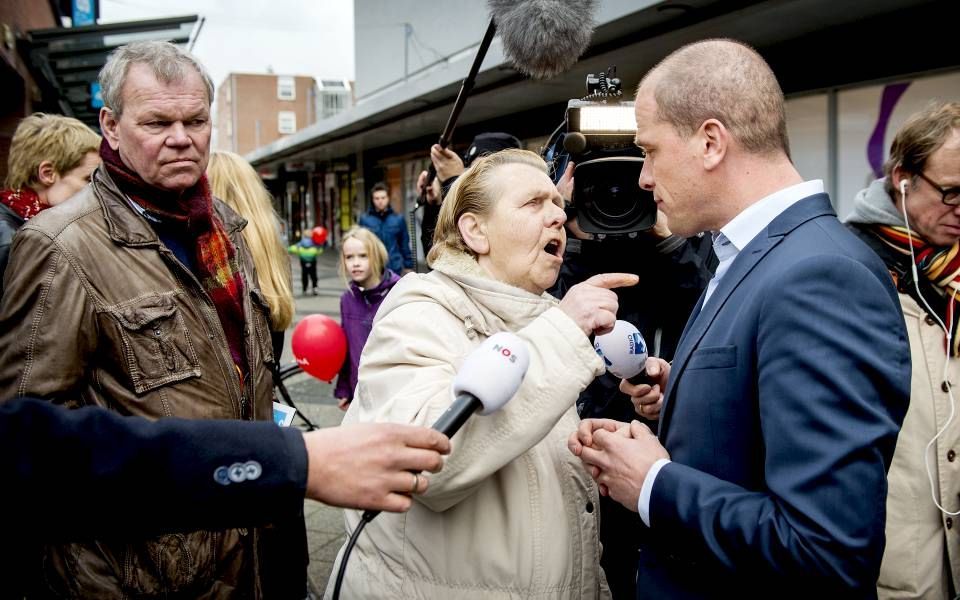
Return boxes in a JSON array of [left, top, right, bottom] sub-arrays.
[[279, 248, 350, 595]]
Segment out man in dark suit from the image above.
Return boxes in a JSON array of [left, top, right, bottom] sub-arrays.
[[568, 39, 909, 598]]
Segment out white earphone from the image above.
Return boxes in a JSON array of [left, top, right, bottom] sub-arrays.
[[897, 172, 959, 518]]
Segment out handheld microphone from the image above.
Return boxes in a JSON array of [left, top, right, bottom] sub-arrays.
[[367, 331, 528, 517], [489, 0, 599, 79], [434, 331, 529, 434], [593, 320, 649, 384], [332, 332, 529, 600]]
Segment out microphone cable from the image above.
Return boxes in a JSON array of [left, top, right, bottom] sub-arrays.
[[328, 332, 528, 598], [331, 508, 378, 600]]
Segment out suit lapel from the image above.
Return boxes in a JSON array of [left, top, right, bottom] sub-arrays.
[[657, 194, 836, 442]]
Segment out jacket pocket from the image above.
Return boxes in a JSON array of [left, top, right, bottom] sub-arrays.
[[686, 345, 737, 370], [106, 293, 201, 394]]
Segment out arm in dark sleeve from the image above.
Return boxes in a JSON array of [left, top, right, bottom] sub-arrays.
[[650, 256, 909, 591], [1, 398, 308, 540]]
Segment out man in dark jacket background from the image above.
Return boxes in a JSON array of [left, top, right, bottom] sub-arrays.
[[359, 181, 413, 273]]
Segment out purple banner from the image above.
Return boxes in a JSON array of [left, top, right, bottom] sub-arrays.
[[867, 82, 911, 178]]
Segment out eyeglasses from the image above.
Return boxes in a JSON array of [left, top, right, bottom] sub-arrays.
[[916, 172, 960, 206]]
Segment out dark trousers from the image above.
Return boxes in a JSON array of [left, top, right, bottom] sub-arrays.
[[600, 494, 641, 599], [259, 514, 310, 599], [300, 260, 317, 293]]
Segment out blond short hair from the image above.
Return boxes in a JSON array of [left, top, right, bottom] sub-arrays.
[[643, 39, 789, 156], [427, 148, 548, 265], [5, 113, 101, 190], [339, 226, 389, 284], [207, 151, 295, 331], [883, 101, 960, 198]]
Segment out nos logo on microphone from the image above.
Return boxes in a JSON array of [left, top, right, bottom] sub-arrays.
[[492, 343, 519, 363]]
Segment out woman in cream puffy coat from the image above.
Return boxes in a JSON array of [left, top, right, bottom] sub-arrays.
[[326, 150, 636, 599]]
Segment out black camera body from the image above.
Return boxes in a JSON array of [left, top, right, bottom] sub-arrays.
[[545, 68, 657, 238]]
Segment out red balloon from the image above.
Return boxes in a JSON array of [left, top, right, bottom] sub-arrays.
[[311, 226, 328, 246], [291, 314, 347, 382]]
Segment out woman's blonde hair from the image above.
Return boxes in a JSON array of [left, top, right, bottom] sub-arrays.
[[5, 113, 101, 190], [207, 151, 295, 330], [339, 226, 389, 285], [427, 148, 548, 265]]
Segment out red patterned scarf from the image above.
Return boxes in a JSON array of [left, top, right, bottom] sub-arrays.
[[0, 187, 46, 221], [99, 140, 248, 375], [874, 224, 960, 355]]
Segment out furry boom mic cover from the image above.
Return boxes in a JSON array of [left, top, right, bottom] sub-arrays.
[[488, 0, 598, 79]]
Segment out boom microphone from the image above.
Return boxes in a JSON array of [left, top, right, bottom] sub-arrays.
[[413, 1, 600, 268], [331, 332, 529, 600], [488, 0, 599, 79]]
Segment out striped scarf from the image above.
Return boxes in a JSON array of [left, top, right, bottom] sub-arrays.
[[99, 140, 248, 375], [874, 224, 960, 355]]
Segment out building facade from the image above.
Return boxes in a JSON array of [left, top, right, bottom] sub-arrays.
[[248, 0, 959, 263], [0, 0, 60, 184], [215, 73, 319, 156]]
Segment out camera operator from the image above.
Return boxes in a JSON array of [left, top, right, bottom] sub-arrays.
[[550, 159, 716, 598]]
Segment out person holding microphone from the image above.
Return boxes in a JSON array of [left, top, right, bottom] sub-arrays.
[[328, 149, 634, 599], [1, 396, 450, 596]]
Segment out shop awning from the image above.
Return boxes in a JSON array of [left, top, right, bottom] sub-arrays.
[[21, 15, 199, 129]]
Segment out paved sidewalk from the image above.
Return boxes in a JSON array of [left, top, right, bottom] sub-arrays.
[[279, 250, 352, 595]]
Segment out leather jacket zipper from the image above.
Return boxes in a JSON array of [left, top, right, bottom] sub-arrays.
[[157, 245, 246, 419]]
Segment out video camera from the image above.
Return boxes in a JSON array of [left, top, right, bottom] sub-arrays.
[[543, 67, 657, 238]]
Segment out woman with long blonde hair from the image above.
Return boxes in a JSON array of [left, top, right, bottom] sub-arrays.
[[208, 151, 295, 346], [207, 150, 304, 599]]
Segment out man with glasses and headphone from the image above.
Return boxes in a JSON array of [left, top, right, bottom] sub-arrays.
[[845, 100, 960, 600]]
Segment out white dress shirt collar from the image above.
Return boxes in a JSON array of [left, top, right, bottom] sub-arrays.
[[719, 179, 825, 253]]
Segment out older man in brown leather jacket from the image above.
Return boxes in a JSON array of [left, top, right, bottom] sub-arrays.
[[0, 41, 277, 598]]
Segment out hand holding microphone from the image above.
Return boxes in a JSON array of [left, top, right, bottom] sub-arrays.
[[619, 358, 669, 420], [333, 332, 530, 600], [367, 331, 529, 515], [303, 423, 450, 513], [430, 144, 464, 182], [594, 320, 669, 420], [559, 273, 638, 336]]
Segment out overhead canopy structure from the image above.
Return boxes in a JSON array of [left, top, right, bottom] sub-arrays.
[[21, 15, 200, 128], [247, 0, 957, 171]]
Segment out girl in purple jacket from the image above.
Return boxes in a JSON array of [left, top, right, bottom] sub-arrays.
[[334, 226, 401, 410]]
